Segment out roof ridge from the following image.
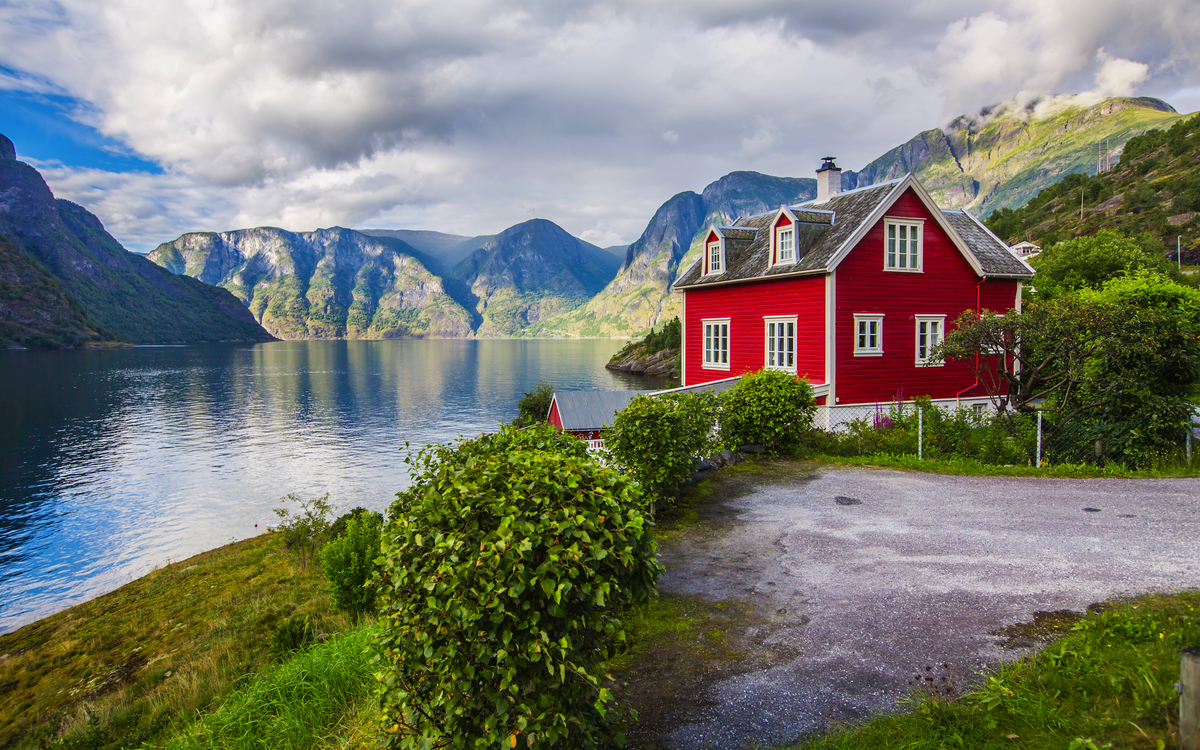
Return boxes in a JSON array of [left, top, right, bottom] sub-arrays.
[[793, 176, 906, 207]]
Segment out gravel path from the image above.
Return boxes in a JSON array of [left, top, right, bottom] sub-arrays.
[[647, 465, 1200, 749]]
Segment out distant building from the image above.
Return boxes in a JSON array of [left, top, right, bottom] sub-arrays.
[[671, 158, 1036, 428], [1010, 241, 1042, 258]]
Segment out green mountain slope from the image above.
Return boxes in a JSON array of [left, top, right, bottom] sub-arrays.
[[984, 111, 1200, 259], [0, 135, 272, 344], [148, 227, 474, 339], [845, 96, 1188, 216], [450, 218, 621, 337], [0, 232, 111, 348]]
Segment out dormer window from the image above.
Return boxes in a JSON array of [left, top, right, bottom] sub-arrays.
[[706, 238, 723, 275], [776, 227, 794, 263]]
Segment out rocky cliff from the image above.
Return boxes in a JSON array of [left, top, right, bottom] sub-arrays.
[[149, 227, 474, 339], [0, 134, 271, 345]]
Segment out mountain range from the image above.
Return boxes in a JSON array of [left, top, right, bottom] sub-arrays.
[[3, 96, 1189, 347], [0, 134, 271, 348]]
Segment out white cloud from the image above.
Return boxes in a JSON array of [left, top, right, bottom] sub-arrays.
[[3, 0, 1198, 251]]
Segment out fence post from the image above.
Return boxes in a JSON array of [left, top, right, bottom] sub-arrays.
[[1183, 647, 1200, 750], [1036, 411, 1043, 467], [918, 406, 924, 461], [1188, 423, 1194, 466]]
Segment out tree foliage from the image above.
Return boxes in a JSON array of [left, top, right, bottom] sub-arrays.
[[320, 511, 383, 616], [516, 380, 555, 425], [935, 265, 1200, 465], [270, 493, 334, 569], [373, 424, 660, 749], [718, 370, 817, 454], [605, 391, 719, 504], [1029, 230, 1180, 299]]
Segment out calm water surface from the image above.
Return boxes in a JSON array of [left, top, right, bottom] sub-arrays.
[[0, 339, 668, 633]]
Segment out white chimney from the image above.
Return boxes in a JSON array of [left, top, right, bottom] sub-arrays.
[[816, 156, 842, 203]]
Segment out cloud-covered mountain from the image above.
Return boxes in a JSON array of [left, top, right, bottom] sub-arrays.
[[0, 134, 271, 346], [149, 227, 473, 339]]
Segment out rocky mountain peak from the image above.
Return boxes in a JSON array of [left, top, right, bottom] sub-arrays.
[[0, 134, 15, 161]]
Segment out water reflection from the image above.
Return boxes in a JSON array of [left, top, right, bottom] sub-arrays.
[[0, 339, 668, 633]]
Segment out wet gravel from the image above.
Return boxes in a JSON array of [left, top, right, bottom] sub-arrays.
[[648, 466, 1200, 749]]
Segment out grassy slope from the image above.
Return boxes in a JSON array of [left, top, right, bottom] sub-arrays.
[[0, 534, 351, 750], [986, 111, 1200, 253]]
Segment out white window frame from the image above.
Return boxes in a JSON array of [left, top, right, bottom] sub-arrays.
[[702, 318, 730, 370], [853, 314, 884, 357], [763, 316, 797, 372], [914, 315, 945, 366], [706, 239, 724, 276], [774, 226, 795, 266], [884, 217, 924, 272]]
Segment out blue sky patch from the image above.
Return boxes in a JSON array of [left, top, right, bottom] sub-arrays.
[[1, 83, 162, 174]]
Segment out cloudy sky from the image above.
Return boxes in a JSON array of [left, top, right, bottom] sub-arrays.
[[2, 0, 1198, 252]]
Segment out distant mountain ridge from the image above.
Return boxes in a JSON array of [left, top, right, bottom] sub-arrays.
[[0, 134, 272, 346], [449, 218, 621, 336], [149, 227, 474, 339]]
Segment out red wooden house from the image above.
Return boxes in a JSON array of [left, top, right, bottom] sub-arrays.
[[672, 159, 1035, 427]]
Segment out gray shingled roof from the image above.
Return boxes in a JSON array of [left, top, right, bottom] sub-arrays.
[[941, 210, 1034, 277], [674, 176, 1033, 289], [551, 391, 640, 430], [551, 378, 745, 430]]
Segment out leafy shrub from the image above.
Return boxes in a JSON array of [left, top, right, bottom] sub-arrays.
[[270, 493, 334, 569], [328, 506, 382, 540], [270, 615, 314, 660], [516, 380, 555, 425], [719, 370, 817, 455], [605, 391, 719, 504], [320, 512, 383, 616], [373, 429, 661, 749]]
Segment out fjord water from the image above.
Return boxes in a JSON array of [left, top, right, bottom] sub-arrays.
[[0, 339, 666, 633]]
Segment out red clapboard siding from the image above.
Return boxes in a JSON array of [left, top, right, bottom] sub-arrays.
[[683, 275, 826, 386], [548, 398, 563, 429], [834, 188, 1020, 405]]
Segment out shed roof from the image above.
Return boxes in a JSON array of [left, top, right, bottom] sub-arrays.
[[551, 390, 640, 431]]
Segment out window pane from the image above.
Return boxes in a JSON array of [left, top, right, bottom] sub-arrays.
[[887, 237, 896, 267]]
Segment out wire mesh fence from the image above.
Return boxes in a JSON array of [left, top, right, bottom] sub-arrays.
[[810, 400, 1200, 469]]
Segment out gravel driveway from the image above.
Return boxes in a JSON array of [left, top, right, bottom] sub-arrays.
[[643, 464, 1200, 749]]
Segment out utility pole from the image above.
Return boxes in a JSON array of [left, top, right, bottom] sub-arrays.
[[1181, 235, 1184, 270]]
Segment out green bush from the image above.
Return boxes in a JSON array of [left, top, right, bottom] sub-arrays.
[[719, 370, 817, 455], [320, 512, 383, 616], [328, 506, 382, 540], [270, 493, 334, 569], [373, 427, 661, 749], [516, 380, 555, 425], [605, 391, 719, 504]]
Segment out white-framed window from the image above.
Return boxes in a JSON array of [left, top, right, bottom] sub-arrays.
[[775, 226, 795, 265], [915, 315, 945, 365], [764, 316, 796, 371], [703, 319, 730, 369], [853, 314, 884, 356], [884, 218, 923, 272], [706, 239, 723, 275]]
